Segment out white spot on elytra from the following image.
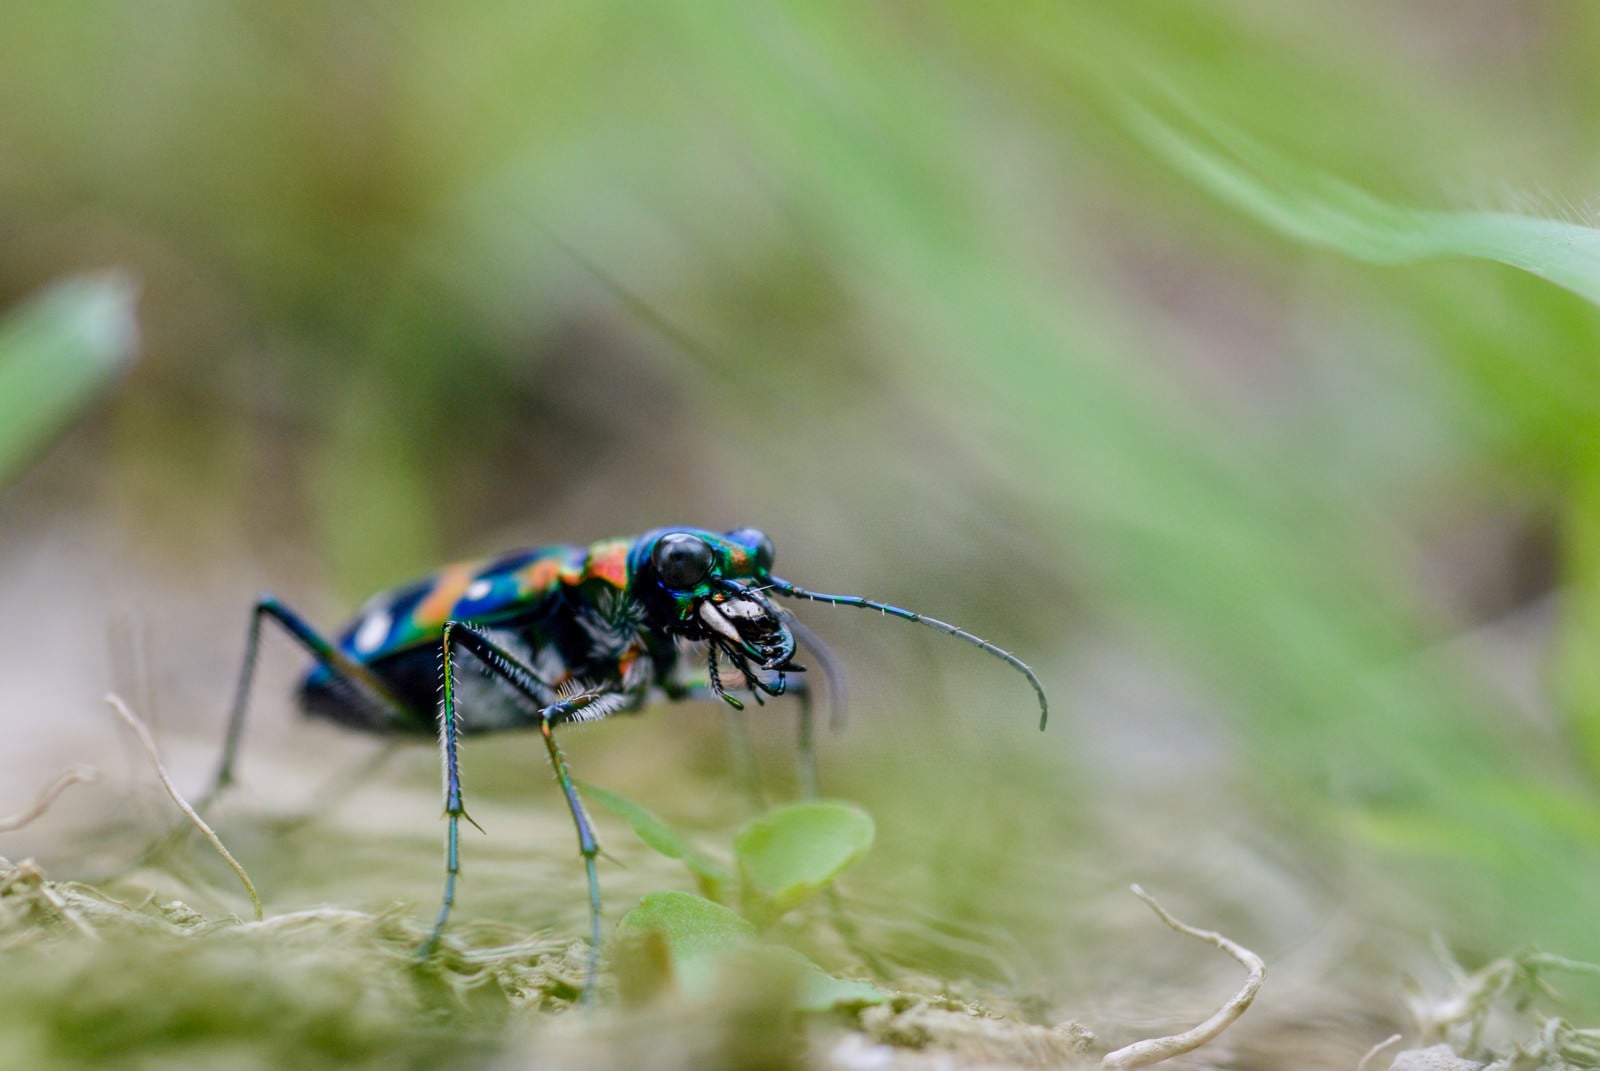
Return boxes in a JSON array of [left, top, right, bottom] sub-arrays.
[[353, 611, 391, 654], [465, 579, 493, 600]]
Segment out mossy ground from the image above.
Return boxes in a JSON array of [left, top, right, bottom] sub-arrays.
[[0, 854, 1087, 1070], [8, 727, 1600, 1071]]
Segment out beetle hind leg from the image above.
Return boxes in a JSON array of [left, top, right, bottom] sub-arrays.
[[206, 595, 407, 811]]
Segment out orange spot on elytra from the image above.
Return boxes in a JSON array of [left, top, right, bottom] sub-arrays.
[[412, 563, 478, 630], [515, 556, 563, 598], [583, 540, 630, 589]]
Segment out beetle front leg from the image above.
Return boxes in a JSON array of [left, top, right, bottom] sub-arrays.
[[420, 620, 619, 1005], [417, 619, 480, 964]]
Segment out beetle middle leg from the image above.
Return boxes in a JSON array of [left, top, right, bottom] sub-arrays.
[[421, 620, 617, 1004]]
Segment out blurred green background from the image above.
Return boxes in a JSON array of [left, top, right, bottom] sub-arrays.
[[6, 0, 1600, 1055]]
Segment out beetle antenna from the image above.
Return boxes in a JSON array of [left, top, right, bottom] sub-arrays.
[[768, 578, 1049, 730]]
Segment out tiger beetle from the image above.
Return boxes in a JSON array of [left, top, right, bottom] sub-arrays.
[[208, 526, 1048, 1002]]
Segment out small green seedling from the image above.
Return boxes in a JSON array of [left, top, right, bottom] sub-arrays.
[[582, 786, 883, 1010], [732, 802, 875, 928]]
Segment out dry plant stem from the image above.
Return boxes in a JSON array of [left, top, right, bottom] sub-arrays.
[[1100, 884, 1267, 1070], [0, 765, 97, 831], [1358, 1034, 1403, 1071], [104, 692, 263, 921]]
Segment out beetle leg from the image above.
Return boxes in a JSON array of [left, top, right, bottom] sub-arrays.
[[206, 595, 407, 810], [537, 712, 604, 1003], [419, 620, 486, 969], [421, 620, 621, 1004]]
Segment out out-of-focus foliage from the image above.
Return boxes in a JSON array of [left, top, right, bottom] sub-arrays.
[[587, 789, 875, 930], [615, 890, 884, 1011], [583, 781, 735, 901], [1127, 97, 1600, 307], [0, 276, 136, 489], [8, 0, 1600, 1051]]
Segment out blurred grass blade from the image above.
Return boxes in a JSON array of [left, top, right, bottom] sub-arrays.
[[1123, 95, 1600, 308], [0, 274, 138, 488], [1123, 94, 1600, 784]]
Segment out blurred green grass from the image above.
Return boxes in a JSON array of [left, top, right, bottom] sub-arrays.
[[6, 1, 1600, 1057], [0, 276, 136, 489]]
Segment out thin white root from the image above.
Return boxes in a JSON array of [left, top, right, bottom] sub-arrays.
[[1101, 884, 1266, 1070], [1358, 1034, 1403, 1071], [0, 765, 98, 832], [105, 692, 263, 921]]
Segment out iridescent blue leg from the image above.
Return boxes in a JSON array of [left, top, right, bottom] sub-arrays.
[[416, 620, 476, 963], [420, 621, 614, 1004], [206, 595, 407, 809]]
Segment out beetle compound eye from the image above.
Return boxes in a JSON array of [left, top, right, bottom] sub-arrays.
[[727, 527, 775, 572], [653, 533, 714, 589]]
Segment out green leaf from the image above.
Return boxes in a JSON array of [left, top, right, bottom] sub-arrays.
[[615, 891, 883, 1011], [733, 801, 874, 927], [791, 967, 885, 1011], [616, 890, 756, 959], [579, 782, 733, 900], [0, 274, 138, 489]]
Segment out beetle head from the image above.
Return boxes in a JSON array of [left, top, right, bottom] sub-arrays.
[[629, 527, 796, 671]]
